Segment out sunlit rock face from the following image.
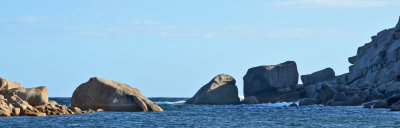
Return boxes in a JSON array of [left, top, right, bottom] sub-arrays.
[[71, 77, 163, 112], [186, 74, 240, 105]]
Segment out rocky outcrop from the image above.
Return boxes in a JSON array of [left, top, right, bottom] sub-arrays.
[[0, 77, 21, 90], [71, 77, 163, 112], [298, 17, 400, 109], [243, 61, 299, 103], [0, 77, 84, 116], [2, 87, 49, 106], [301, 68, 335, 85], [186, 74, 240, 105]]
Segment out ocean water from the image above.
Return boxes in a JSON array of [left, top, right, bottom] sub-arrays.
[[0, 97, 399, 127]]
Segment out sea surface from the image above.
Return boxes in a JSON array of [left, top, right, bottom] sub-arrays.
[[0, 97, 399, 127]]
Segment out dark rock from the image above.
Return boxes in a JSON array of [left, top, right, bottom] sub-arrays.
[[289, 103, 297, 107], [243, 61, 299, 98], [373, 100, 388, 108], [255, 91, 301, 103], [391, 101, 400, 111], [387, 94, 400, 106], [186, 74, 240, 105], [299, 98, 320, 106], [318, 84, 337, 103], [329, 94, 363, 106], [364, 100, 388, 108], [301, 68, 335, 85], [242, 96, 259, 104]]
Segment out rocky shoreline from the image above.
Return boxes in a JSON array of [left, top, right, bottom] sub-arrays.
[[0, 77, 94, 116], [2, 17, 400, 117], [187, 17, 400, 111], [0, 77, 162, 117]]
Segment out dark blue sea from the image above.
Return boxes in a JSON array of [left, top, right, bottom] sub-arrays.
[[0, 97, 399, 127]]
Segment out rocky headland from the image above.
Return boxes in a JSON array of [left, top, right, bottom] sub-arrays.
[[188, 17, 400, 111]]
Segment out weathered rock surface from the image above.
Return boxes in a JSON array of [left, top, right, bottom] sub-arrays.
[[301, 68, 335, 85], [244, 61, 299, 97], [243, 61, 299, 103], [71, 77, 162, 112], [294, 17, 400, 110], [4, 87, 49, 106], [186, 74, 240, 105], [0, 77, 84, 116], [0, 98, 12, 116], [0, 77, 21, 90]]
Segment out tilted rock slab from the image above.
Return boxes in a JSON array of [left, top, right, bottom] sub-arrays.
[[301, 68, 335, 86], [186, 74, 240, 105]]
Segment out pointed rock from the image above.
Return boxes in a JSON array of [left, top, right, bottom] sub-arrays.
[[186, 74, 240, 105]]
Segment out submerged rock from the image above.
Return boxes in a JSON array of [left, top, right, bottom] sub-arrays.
[[5, 87, 49, 106], [299, 98, 320, 106], [71, 77, 163, 112], [186, 74, 240, 105], [242, 96, 259, 104]]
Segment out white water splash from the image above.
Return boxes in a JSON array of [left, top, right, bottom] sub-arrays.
[[154, 100, 186, 105]]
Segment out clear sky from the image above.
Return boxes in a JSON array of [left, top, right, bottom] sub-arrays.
[[1, 0, 400, 97]]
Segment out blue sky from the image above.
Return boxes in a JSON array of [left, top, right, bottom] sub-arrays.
[[1, 0, 400, 97]]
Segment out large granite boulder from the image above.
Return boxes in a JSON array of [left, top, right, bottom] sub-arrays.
[[301, 68, 335, 85], [0, 77, 21, 90], [186, 74, 240, 105], [243, 61, 299, 98], [71, 77, 163, 112], [8, 87, 49, 106], [1, 86, 49, 106]]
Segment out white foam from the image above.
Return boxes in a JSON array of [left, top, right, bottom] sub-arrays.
[[239, 96, 245, 101], [259, 101, 299, 107], [154, 100, 186, 105]]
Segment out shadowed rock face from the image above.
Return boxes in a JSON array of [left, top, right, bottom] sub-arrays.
[[186, 74, 240, 105], [243, 61, 299, 100], [301, 68, 335, 86], [300, 16, 400, 108], [71, 77, 163, 112]]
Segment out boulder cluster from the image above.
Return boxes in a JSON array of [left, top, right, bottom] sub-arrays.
[[0, 77, 89, 117], [187, 17, 400, 111], [0, 76, 162, 117]]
